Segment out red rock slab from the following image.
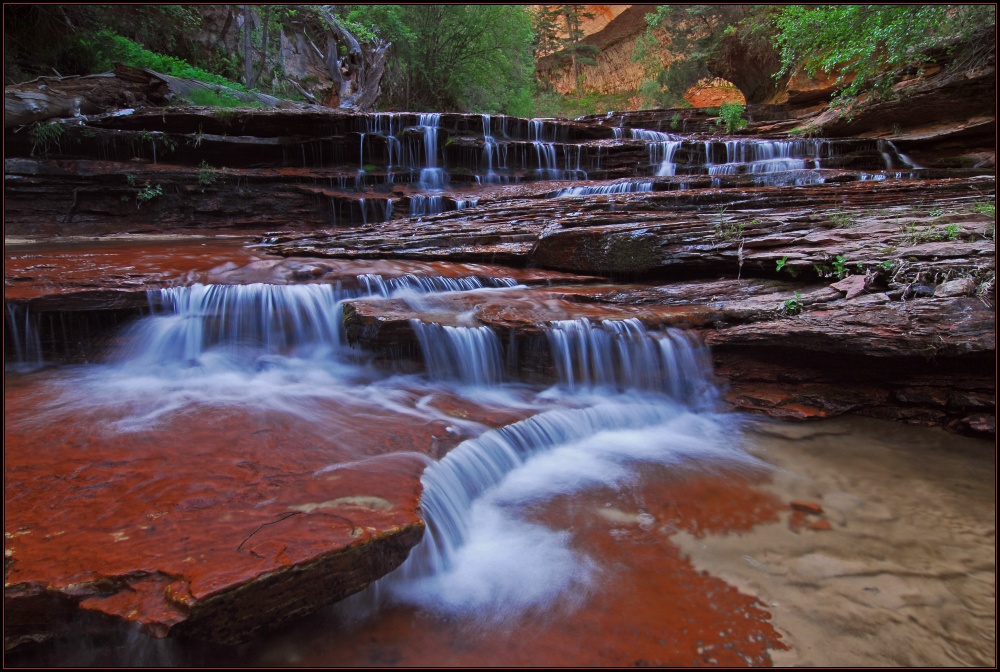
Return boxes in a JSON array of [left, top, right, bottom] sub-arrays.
[[710, 297, 995, 357], [198, 256, 602, 288], [790, 500, 824, 515], [342, 287, 723, 349], [4, 373, 541, 646], [240, 466, 788, 667], [3, 236, 268, 301]]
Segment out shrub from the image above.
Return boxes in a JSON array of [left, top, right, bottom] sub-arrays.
[[718, 101, 747, 133]]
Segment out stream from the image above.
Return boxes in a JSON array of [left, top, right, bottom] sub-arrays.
[[4, 111, 995, 666]]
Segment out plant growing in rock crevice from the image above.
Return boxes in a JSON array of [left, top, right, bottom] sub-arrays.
[[29, 121, 64, 156], [134, 180, 163, 208], [782, 292, 803, 315], [197, 160, 220, 187]]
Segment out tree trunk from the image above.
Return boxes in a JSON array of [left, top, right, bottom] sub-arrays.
[[250, 6, 271, 89], [242, 5, 254, 87], [311, 6, 390, 112], [352, 41, 390, 113]]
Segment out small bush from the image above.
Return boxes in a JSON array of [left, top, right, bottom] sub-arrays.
[[135, 180, 163, 204], [973, 201, 995, 217], [718, 102, 747, 133]]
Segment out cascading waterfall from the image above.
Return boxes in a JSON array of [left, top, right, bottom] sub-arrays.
[[417, 113, 446, 191], [878, 139, 921, 169], [707, 139, 826, 176], [481, 114, 502, 184], [545, 318, 717, 407], [409, 321, 505, 387], [357, 274, 517, 297], [630, 129, 682, 176], [119, 275, 521, 370], [409, 195, 445, 218], [376, 321, 748, 618], [5, 303, 44, 370], [124, 283, 352, 367], [554, 181, 653, 197]]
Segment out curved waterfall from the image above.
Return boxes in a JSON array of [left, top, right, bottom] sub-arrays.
[[367, 316, 746, 619]]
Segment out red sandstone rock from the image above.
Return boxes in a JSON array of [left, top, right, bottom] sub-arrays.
[[790, 500, 824, 515], [808, 518, 833, 532], [830, 274, 868, 300]]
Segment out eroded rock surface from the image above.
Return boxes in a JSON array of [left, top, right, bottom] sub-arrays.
[[4, 103, 995, 654]]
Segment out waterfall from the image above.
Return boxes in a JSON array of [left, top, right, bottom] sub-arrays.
[[357, 274, 517, 297], [5, 303, 44, 371], [630, 129, 681, 176], [417, 113, 446, 190], [410, 321, 505, 387], [382, 394, 750, 616], [360, 316, 736, 618], [545, 318, 716, 406], [879, 139, 921, 169], [554, 181, 653, 197], [706, 139, 828, 176], [481, 114, 501, 184], [121, 283, 352, 367], [410, 194, 445, 217]]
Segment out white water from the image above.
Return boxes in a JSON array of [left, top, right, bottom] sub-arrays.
[[14, 276, 750, 627], [554, 181, 653, 198], [377, 394, 753, 621], [4, 303, 44, 371], [332, 314, 752, 622]]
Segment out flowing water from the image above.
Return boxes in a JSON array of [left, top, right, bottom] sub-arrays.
[[4, 110, 994, 665], [5, 243, 993, 667]]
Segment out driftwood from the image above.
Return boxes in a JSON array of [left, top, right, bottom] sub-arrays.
[[5, 63, 316, 128], [4, 69, 166, 128]]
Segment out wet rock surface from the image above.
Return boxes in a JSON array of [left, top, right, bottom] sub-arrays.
[[4, 103, 996, 655]]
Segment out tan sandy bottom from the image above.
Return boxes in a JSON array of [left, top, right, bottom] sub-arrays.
[[673, 415, 996, 667]]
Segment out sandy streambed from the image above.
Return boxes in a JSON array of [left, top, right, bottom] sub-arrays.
[[674, 415, 996, 667]]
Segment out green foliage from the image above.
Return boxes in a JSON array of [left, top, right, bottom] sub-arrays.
[[186, 88, 247, 108], [829, 211, 856, 228], [831, 254, 848, 279], [635, 5, 777, 108], [717, 101, 747, 133], [783, 292, 804, 315], [776, 256, 788, 272], [86, 29, 248, 91], [533, 91, 635, 119], [788, 122, 820, 138], [197, 161, 220, 186], [355, 5, 535, 115], [29, 122, 64, 155], [901, 220, 965, 244], [774, 5, 996, 106], [533, 5, 601, 97], [135, 180, 163, 204], [669, 112, 681, 130], [811, 255, 849, 279], [713, 208, 745, 241], [973, 201, 996, 217], [5, 5, 204, 81]]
